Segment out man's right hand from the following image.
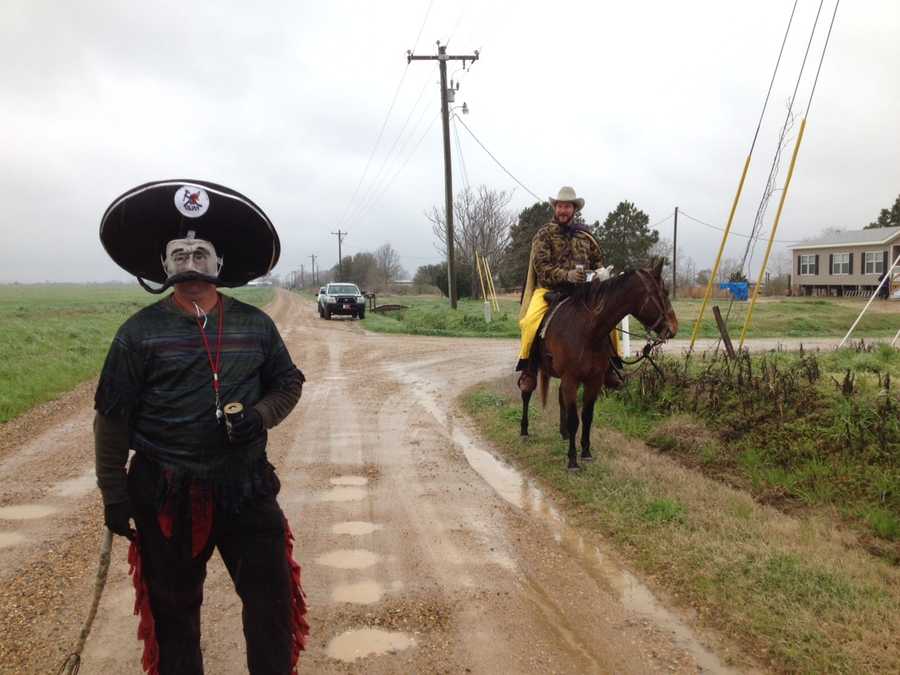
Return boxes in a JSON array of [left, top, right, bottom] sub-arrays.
[[104, 501, 135, 540], [566, 268, 587, 284]]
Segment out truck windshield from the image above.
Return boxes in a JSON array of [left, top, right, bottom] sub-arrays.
[[328, 285, 359, 295]]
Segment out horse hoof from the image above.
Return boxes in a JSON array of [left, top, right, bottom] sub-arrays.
[[567, 464, 581, 472], [520, 432, 529, 438], [581, 454, 594, 462]]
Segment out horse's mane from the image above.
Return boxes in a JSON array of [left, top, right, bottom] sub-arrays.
[[572, 269, 637, 307]]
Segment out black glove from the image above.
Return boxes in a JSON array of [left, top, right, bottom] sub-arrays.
[[104, 501, 135, 540], [228, 406, 264, 444]]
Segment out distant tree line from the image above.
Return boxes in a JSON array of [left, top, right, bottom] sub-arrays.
[[416, 186, 665, 298]]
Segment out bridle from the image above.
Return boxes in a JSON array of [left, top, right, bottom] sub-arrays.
[[615, 269, 672, 377]]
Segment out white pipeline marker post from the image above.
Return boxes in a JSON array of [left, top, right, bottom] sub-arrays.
[[621, 315, 631, 357]]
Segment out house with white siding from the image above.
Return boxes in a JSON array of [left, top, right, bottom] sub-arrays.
[[790, 226, 900, 298]]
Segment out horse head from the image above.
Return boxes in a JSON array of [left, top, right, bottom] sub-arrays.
[[631, 257, 678, 340]]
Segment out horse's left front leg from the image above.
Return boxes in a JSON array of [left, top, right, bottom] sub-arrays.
[[560, 376, 580, 471], [580, 380, 601, 462]]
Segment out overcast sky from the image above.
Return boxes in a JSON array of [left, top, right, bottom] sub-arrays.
[[2, 0, 897, 284]]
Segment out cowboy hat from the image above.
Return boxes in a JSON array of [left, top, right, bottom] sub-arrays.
[[100, 179, 280, 292], [548, 186, 584, 212]]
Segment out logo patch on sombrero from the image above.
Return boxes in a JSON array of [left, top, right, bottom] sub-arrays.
[[175, 185, 210, 219]]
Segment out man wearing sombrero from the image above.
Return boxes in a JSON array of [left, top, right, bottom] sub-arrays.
[[94, 180, 308, 674], [517, 186, 619, 389]]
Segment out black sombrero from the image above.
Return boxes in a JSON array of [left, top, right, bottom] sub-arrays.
[[100, 179, 280, 292]]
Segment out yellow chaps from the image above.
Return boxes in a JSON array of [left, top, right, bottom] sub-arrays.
[[518, 287, 620, 360]]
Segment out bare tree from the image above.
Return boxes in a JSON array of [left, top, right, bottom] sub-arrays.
[[427, 185, 514, 298], [373, 243, 403, 288]]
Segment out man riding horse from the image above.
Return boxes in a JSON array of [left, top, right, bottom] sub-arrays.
[[516, 186, 621, 391]]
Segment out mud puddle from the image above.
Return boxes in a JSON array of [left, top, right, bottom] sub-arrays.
[[325, 628, 415, 662], [331, 580, 384, 604], [319, 487, 368, 503], [332, 521, 382, 536], [330, 476, 368, 486], [0, 532, 27, 548], [398, 366, 735, 674], [316, 549, 380, 570], [452, 423, 736, 674], [0, 504, 58, 520], [53, 470, 96, 498]]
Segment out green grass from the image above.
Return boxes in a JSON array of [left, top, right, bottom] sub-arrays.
[[462, 378, 900, 673], [673, 297, 900, 338], [0, 284, 273, 423], [351, 293, 900, 340], [361, 295, 522, 338]]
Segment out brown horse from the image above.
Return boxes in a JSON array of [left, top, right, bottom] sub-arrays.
[[519, 259, 678, 470]]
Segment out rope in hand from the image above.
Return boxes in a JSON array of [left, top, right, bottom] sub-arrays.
[[56, 529, 114, 674]]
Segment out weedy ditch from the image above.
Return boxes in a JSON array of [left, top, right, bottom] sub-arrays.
[[462, 345, 900, 672], [615, 342, 900, 558]]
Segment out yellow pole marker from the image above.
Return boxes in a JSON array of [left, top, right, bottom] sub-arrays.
[[739, 118, 807, 349], [485, 258, 500, 311], [475, 252, 488, 304], [689, 153, 753, 351]]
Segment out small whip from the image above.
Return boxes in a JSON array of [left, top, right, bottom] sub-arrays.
[[56, 529, 114, 675]]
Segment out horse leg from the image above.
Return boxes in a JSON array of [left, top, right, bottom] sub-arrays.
[[560, 376, 580, 471], [520, 389, 532, 436], [580, 381, 600, 461], [558, 386, 568, 439]]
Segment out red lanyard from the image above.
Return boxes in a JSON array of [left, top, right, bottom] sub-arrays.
[[195, 295, 225, 418]]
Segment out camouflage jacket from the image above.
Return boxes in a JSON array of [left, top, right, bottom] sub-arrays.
[[532, 222, 604, 288]]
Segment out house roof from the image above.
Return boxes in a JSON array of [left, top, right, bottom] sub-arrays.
[[790, 226, 900, 250]]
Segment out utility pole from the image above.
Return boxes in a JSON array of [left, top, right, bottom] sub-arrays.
[[409, 42, 479, 309], [331, 229, 347, 280], [300, 264, 305, 288], [309, 254, 317, 286], [672, 206, 678, 299]]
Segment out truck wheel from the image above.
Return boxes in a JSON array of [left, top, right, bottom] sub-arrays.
[[358, 308, 366, 320], [324, 307, 332, 320]]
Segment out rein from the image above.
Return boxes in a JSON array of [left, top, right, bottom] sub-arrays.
[[592, 270, 670, 379]]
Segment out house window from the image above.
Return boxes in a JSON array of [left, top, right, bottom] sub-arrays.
[[864, 251, 884, 275], [799, 254, 816, 275], [832, 253, 850, 275]]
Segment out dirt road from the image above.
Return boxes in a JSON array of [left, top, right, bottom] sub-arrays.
[[1, 290, 755, 673]]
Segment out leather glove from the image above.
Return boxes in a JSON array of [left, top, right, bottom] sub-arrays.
[[593, 265, 614, 281], [566, 268, 587, 284], [104, 501, 135, 540], [228, 406, 264, 444]]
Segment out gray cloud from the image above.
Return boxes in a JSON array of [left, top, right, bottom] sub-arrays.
[[1, 0, 897, 284]]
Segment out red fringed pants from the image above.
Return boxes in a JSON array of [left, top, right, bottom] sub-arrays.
[[127, 455, 308, 675]]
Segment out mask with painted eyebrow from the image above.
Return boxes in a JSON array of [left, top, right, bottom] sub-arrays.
[[162, 238, 222, 279]]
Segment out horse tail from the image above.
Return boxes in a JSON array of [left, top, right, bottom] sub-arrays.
[[538, 369, 549, 408]]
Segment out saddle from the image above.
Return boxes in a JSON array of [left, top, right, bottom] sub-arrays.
[[528, 290, 625, 382]]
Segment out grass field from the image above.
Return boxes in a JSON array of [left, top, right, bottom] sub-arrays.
[[463, 365, 900, 673], [357, 293, 900, 339], [0, 284, 273, 423]]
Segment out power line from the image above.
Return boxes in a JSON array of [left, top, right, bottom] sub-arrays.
[[804, 0, 840, 119], [411, 0, 435, 54], [346, 76, 434, 226], [679, 211, 800, 244], [451, 115, 471, 193], [453, 114, 542, 202], [353, 112, 442, 221], [650, 212, 674, 230], [336, 0, 435, 231]]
